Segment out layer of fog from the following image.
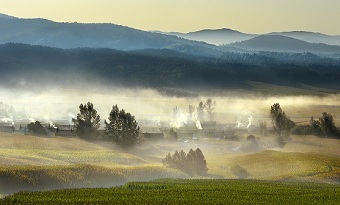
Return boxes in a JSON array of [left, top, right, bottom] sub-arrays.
[[1, 86, 340, 127]]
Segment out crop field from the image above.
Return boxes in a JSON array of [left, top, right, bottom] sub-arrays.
[[0, 132, 340, 195], [1, 179, 340, 205]]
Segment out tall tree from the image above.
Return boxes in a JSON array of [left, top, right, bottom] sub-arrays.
[[319, 112, 340, 138], [72, 102, 100, 140], [204, 98, 216, 121], [270, 103, 295, 140], [194, 148, 208, 175], [105, 105, 140, 148]]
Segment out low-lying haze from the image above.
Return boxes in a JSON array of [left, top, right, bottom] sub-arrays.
[[1, 87, 340, 127]]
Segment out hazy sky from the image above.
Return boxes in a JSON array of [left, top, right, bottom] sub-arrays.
[[0, 0, 339, 34]]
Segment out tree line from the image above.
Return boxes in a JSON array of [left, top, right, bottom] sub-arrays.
[[70, 102, 140, 148], [270, 103, 340, 146], [162, 148, 208, 176]]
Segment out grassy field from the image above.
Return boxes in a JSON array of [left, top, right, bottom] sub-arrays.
[[0, 132, 340, 196], [1, 179, 340, 205]]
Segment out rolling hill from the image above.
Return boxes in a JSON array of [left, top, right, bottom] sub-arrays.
[[0, 14, 247, 57], [158, 28, 256, 45], [270, 31, 340, 46], [229, 35, 340, 54]]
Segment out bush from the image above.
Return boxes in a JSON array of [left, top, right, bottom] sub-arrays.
[[27, 121, 48, 136]]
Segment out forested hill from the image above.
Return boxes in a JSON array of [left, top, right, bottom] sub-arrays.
[[0, 16, 246, 57], [0, 43, 340, 94]]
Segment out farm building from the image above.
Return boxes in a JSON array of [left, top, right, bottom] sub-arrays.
[[143, 132, 164, 141], [0, 125, 15, 133]]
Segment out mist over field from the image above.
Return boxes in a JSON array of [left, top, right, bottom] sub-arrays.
[[1, 86, 340, 126]]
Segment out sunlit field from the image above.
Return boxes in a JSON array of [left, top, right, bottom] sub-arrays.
[[1, 179, 340, 205]]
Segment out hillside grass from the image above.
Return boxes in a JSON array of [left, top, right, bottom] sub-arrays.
[[0, 133, 340, 194], [1, 179, 340, 205]]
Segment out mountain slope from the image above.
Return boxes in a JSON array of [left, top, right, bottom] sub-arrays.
[[0, 16, 243, 57], [158, 28, 256, 45], [0, 13, 16, 19], [269, 31, 340, 46], [0, 43, 340, 94], [229, 35, 340, 53]]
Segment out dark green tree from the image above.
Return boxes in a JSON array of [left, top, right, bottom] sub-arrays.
[[310, 117, 323, 136], [72, 102, 100, 140], [319, 112, 340, 138], [270, 103, 295, 140], [105, 105, 140, 148], [27, 121, 48, 136]]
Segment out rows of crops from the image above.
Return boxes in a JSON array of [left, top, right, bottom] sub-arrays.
[[1, 179, 340, 205]]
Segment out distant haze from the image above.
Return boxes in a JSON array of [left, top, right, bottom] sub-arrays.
[[0, 0, 340, 35]]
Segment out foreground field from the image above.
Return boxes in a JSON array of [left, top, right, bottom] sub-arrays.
[[0, 133, 340, 194], [1, 179, 340, 205]]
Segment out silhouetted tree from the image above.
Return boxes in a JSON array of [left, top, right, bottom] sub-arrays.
[[270, 103, 295, 140], [72, 102, 100, 140], [310, 116, 323, 136], [27, 121, 48, 136], [204, 98, 216, 121], [319, 112, 340, 138], [193, 148, 208, 175], [105, 105, 140, 147]]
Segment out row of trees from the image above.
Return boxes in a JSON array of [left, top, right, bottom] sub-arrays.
[[162, 148, 208, 176], [72, 102, 140, 148], [270, 103, 340, 142]]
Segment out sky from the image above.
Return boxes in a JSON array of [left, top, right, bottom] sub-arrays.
[[0, 0, 340, 35]]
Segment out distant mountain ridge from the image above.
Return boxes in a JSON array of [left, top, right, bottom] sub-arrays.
[[0, 13, 340, 55], [229, 35, 340, 54], [0, 13, 16, 19], [0, 15, 243, 57], [269, 31, 340, 46], [156, 28, 256, 45]]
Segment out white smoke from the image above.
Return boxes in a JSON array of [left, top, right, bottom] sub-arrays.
[[196, 120, 202, 130], [28, 118, 36, 123], [170, 107, 188, 128], [246, 115, 253, 128], [2, 117, 14, 125], [67, 112, 75, 124], [235, 113, 253, 129]]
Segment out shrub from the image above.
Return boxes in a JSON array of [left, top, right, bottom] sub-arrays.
[[27, 121, 48, 136]]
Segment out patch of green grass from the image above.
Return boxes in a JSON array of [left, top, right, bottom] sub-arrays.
[[1, 179, 339, 205], [0, 164, 187, 195]]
